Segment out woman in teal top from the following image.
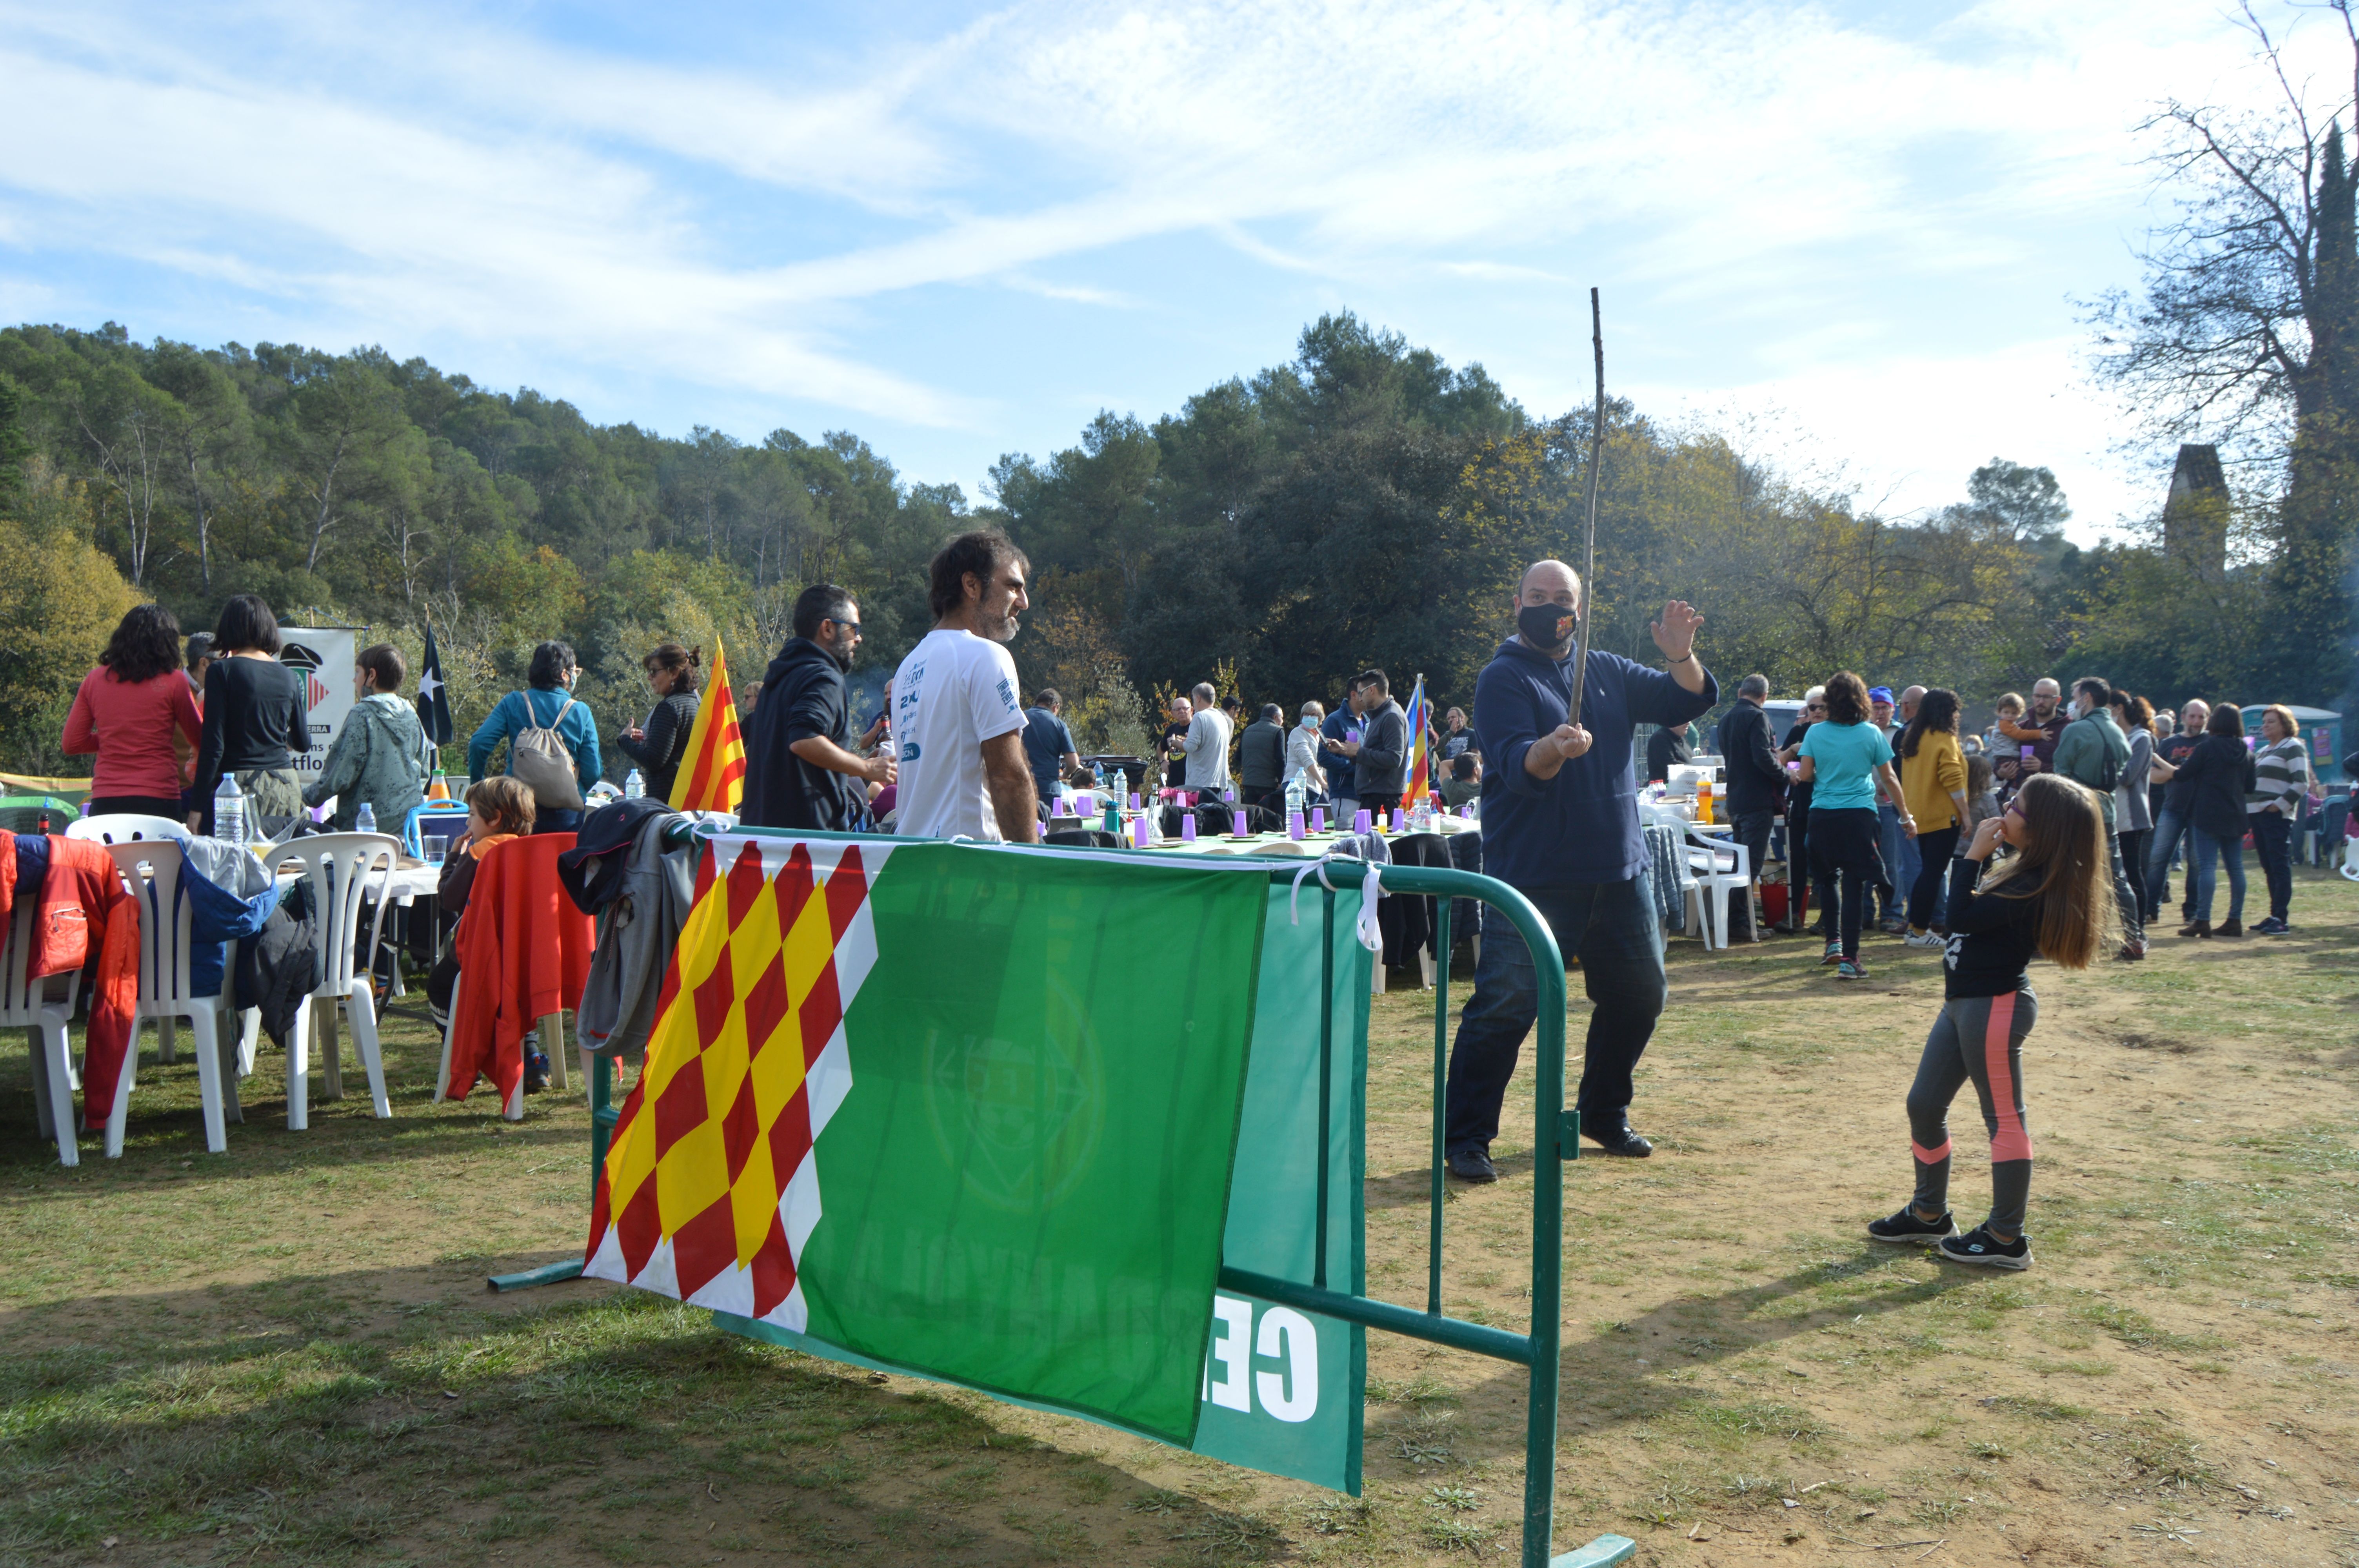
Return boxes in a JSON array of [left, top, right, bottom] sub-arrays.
[[466, 640, 603, 834], [1797, 671, 1915, 978]]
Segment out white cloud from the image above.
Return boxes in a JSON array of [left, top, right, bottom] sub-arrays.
[[1635, 337, 2165, 540], [0, 0, 2344, 497]]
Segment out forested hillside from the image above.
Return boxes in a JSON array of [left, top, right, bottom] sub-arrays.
[[0, 312, 2306, 778]]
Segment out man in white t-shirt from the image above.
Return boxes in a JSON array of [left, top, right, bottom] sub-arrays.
[[889, 531, 1041, 842]]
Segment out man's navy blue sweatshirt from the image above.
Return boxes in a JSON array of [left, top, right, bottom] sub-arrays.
[[1474, 639, 1717, 887]]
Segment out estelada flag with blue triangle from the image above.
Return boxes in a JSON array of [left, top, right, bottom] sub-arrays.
[[670, 635, 746, 814], [414, 622, 453, 746], [1402, 673, 1430, 804]]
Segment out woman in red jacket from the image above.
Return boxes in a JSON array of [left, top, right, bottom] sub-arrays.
[[63, 604, 204, 820]]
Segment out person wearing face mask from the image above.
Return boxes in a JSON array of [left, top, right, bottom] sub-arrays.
[[1286, 702, 1330, 804], [1440, 559, 1715, 1176], [888, 532, 1040, 843], [743, 583, 895, 831]]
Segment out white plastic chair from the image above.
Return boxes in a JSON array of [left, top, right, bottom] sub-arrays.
[[62, 828, 242, 1156], [1684, 828, 1752, 951], [262, 833, 398, 1128], [74, 815, 193, 1062], [3, 900, 82, 1165]]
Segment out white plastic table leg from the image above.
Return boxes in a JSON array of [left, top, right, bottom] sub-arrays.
[[286, 996, 312, 1131], [433, 974, 458, 1104], [543, 1012, 569, 1093]]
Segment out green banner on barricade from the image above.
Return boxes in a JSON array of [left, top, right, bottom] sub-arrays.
[[718, 880, 1369, 1490], [591, 834, 1369, 1488]]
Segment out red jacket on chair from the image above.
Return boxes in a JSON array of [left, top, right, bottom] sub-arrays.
[[444, 833, 594, 1108], [0, 835, 140, 1127]]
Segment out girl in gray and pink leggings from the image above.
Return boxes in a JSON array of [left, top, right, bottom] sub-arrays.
[[1866, 775, 2117, 1270]]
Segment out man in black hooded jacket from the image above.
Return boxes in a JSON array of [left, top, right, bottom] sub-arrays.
[[743, 584, 894, 830]]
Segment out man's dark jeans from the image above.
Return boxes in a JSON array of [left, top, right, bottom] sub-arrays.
[[1725, 808, 1773, 940], [1443, 877, 1667, 1155]]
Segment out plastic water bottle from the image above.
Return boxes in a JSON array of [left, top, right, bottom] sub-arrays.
[[1093, 760, 1107, 791], [214, 774, 247, 848], [624, 768, 645, 799], [356, 802, 377, 836]]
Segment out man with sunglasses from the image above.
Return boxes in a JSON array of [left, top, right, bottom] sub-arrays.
[[743, 582, 894, 831]]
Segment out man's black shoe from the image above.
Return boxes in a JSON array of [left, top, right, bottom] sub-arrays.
[[1586, 1123, 1653, 1158], [1445, 1147, 1498, 1183]]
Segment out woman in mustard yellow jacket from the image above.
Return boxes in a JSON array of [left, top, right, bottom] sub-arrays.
[[1897, 689, 1971, 946]]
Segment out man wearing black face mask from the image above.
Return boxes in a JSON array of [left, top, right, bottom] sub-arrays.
[[1440, 560, 1715, 1175]]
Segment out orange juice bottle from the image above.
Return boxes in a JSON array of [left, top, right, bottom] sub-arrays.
[[1696, 779, 1715, 825], [427, 769, 451, 802]]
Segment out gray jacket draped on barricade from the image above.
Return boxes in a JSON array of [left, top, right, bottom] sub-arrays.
[[575, 811, 698, 1060]]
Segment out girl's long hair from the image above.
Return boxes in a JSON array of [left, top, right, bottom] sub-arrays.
[[1979, 774, 2118, 969], [1899, 687, 1960, 759]]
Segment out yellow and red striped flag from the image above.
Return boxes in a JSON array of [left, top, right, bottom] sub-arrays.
[[669, 636, 746, 814]]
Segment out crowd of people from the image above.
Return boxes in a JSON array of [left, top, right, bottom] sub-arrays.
[[1724, 673, 2332, 979], [46, 530, 2352, 1262]]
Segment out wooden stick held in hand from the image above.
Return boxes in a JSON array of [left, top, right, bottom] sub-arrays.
[[1568, 287, 1605, 729]]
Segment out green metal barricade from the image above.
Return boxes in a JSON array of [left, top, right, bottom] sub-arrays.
[[492, 825, 1630, 1568]]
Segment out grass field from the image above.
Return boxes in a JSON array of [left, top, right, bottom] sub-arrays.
[[3, 864, 2356, 1567]]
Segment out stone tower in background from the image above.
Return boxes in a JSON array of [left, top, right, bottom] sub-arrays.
[[2161, 443, 2228, 581]]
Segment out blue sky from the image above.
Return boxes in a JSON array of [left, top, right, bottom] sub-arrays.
[[0, 0, 2342, 539]]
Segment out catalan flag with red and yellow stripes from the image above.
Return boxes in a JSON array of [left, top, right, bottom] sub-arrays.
[[582, 833, 1270, 1446], [669, 636, 745, 814]]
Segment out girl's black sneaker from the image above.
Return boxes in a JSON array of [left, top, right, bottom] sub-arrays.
[[1937, 1226, 2031, 1270], [1867, 1205, 1955, 1243]]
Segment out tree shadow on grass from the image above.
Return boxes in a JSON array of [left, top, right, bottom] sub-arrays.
[[0, 1027, 620, 1190], [0, 1265, 1298, 1566]]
